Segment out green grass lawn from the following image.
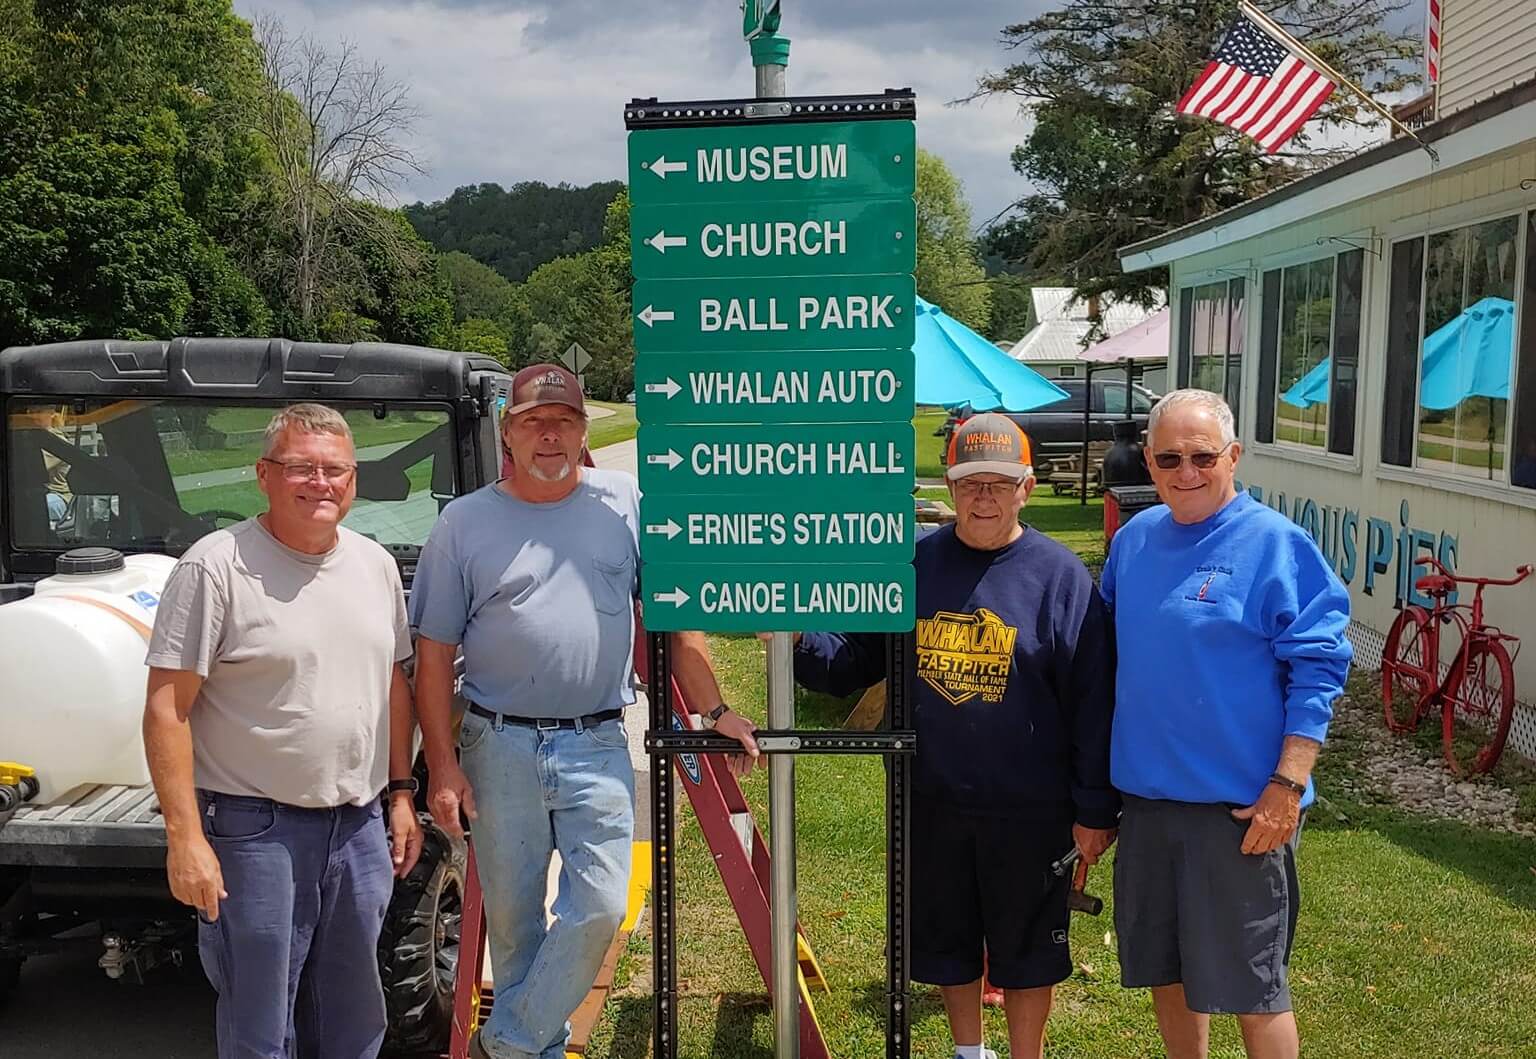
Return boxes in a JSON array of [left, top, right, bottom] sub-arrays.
[[589, 400, 639, 450], [582, 499, 1536, 1058], [913, 407, 948, 480]]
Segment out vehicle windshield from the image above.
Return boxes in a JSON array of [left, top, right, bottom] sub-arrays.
[[6, 399, 455, 559]]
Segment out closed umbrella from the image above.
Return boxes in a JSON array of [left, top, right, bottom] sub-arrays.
[[1419, 296, 1514, 410], [912, 296, 1068, 411]]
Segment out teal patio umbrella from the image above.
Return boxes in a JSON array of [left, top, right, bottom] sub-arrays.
[[1281, 356, 1332, 409], [912, 296, 1068, 411], [1419, 296, 1515, 410]]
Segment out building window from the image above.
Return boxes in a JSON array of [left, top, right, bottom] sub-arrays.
[[1382, 214, 1527, 485], [1255, 249, 1364, 455], [1515, 213, 1536, 490], [1175, 277, 1246, 427], [1057, 365, 1078, 378]]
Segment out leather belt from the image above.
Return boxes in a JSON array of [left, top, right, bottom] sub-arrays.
[[466, 702, 624, 731]]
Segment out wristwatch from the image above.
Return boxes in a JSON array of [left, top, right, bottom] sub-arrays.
[[699, 704, 731, 730], [387, 777, 419, 795]]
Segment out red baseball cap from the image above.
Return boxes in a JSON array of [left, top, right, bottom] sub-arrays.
[[505, 363, 586, 417]]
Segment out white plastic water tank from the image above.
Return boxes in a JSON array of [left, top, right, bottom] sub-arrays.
[[0, 548, 177, 802]]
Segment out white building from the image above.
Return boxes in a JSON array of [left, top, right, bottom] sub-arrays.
[[1119, 21, 1536, 760], [1008, 288, 1168, 391]]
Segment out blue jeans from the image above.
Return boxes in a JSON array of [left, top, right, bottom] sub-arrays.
[[196, 791, 393, 1059], [459, 711, 635, 1059]]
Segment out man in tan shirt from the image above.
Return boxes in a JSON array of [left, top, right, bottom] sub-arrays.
[[143, 404, 421, 1059]]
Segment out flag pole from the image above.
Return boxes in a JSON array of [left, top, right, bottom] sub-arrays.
[[1238, 0, 1440, 163]]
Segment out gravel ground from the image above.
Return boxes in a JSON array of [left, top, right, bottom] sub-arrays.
[[1324, 691, 1536, 838]]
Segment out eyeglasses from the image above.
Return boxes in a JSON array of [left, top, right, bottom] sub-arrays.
[[1152, 441, 1235, 471], [261, 458, 357, 483], [954, 478, 1021, 499]]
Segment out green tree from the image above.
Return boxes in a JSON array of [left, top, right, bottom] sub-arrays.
[[441, 317, 512, 362], [974, 0, 1417, 305], [439, 251, 516, 322], [984, 274, 1035, 345], [520, 252, 633, 400], [914, 150, 991, 333]]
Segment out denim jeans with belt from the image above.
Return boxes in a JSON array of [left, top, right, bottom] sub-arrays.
[[458, 710, 635, 1059], [196, 791, 393, 1059]]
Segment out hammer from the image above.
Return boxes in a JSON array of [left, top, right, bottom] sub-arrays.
[[1049, 846, 1104, 916]]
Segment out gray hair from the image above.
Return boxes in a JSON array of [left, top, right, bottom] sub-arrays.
[[262, 403, 353, 457], [1147, 389, 1236, 447]]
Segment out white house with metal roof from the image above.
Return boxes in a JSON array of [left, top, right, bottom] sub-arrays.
[[1118, 21, 1536, 760], [1006, 288, 1168, 391]]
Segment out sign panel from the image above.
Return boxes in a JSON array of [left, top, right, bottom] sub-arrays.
[[633, 274, 915, 354], [639, 494, 916, 563], [627, 120, 915, 205], [634, 350, 914, 425], [630, 198, 915, 279], [641, 562, 915, 632], [638, 422, 913, 496]]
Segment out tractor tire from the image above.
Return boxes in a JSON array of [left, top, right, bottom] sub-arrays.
[[379, 817, 465, 1056]]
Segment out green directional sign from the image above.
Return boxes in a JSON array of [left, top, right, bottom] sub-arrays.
[[628, 120, 914, 206], [641, 562, 915, 632], [639, 494, 915, 563], [633, 274, 915, 353], [630, 198, 915, 280], [638, 422, 913, 496], [634, 350, 914, 425]]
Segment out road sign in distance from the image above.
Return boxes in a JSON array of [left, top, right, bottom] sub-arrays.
[[628, 120, 915, 206], [631, 198, 915, 280], [634, 350, 914, 425], [633, 274, 915, 353], [642, 562, 915, 632], [638, 422, 914, 496], [639, 493, 916, 564]]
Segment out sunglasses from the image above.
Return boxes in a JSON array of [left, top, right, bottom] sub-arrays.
[[1152, 441, 1235, 471]]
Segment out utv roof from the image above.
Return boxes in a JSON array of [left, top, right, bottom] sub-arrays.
[[0, 338, 509, 402]]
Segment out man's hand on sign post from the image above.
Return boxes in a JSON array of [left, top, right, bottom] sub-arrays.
[[1231, 781, 1302, 855], [1072, 823, 1117, 867], [754, 631, 802, 646], [427, 759, 478, 841], [714, 709, 762, 778]]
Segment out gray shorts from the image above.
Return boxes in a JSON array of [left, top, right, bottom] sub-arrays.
[[1113, 795, 1302, 1015]]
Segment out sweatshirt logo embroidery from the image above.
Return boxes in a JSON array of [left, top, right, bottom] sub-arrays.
[[915, 607, 1018, 705], [1184, 564, 1232, 604]]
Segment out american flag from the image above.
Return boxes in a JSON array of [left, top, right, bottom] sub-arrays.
[[1177, 9, 1337, 153]]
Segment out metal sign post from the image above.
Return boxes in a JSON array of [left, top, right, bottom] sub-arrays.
[[626, 59, 918, 1058]]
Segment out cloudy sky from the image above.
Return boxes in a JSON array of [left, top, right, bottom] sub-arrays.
[[233, 0, 1039, 232]]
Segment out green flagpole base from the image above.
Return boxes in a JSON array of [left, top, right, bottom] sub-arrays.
[[750, 34, 790, 68]]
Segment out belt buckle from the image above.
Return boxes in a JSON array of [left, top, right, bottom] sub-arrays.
[[535, 717, 562, 732]]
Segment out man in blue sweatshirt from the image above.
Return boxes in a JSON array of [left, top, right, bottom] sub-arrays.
[[1101, 390, 1351, 1059], [792, 414, 1118, 1059]]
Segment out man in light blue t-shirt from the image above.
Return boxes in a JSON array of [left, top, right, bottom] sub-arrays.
[[410, 364, 760, 1059]]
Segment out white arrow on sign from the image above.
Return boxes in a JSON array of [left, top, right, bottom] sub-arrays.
[[652, 587, 691, 607], [646, 230, 687, 253], [645, 155, 688, 179], [637, 305, 676, 327], [645, 449, 683, 470], [643, 378, 681, 399], [645, 519, 683, 540]]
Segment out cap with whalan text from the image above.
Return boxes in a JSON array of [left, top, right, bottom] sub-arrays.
[[505, 363, 586, 418], [945, 413, 1034, 481]]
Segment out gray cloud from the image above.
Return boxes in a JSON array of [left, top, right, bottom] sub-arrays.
[[236, 0, 1041, 229]]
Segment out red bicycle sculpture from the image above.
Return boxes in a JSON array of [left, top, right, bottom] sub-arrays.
[[1381, 557, 1533, 776]]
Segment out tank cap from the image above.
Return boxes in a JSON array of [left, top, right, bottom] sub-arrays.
[[56, 547, 127, 575]]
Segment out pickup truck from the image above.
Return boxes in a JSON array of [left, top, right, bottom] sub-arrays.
[[937, 378, 1160, 467]]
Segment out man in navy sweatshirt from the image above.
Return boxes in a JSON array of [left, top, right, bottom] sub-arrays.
[[792, 414, 1118, 1059], [1101, 390, 1351, 1059]]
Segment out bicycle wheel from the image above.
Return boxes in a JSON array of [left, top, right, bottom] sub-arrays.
[[1442, 638, 1516, 776], [1382, 606, 1434, 732]]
